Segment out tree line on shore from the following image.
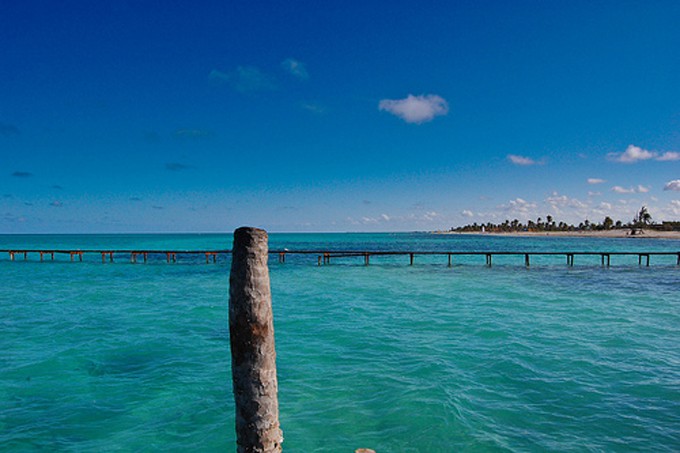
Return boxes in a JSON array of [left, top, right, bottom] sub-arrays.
[[451, 206, 680, 233]]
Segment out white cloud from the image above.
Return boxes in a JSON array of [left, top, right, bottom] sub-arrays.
[[664, 180, 680, 191], [608, 145, 680, 163], [301, 102, 326, 114], [353, 210, 441, 227], [608, 144, 656, 163], [657, 152, 680, 161], [209, 66, 276, 92], [611, 185, 649, 194], [378, 94, 448, 124], [461, 209, 474, 217], [281, 58, 309, 80], [587, 178, 605, 184], [546, 193, 587, 210], [612, 186, 634, 194], [544, 193, 588, 217], [670, 200, 680, 215], [499, 198, 538, 217], [423, 211, 439, 221], [507, 155, 539, 166]]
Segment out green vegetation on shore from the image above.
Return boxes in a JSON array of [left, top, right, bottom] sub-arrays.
[[451, 206, 680, 233]]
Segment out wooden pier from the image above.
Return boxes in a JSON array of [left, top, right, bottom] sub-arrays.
[[1, 249, 679, 267]]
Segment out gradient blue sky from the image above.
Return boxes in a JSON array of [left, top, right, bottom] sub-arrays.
[[2, 0, 679, 232]]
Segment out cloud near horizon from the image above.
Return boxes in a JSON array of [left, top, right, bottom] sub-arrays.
[[608, 144, 680, 163], [587, 178, 605, 184], [379, 94, 448, 124], [664, 180, 680, 191], [281, 58, 309, 80], [657, 151, 680, 161], [611, 185, 650, 194]]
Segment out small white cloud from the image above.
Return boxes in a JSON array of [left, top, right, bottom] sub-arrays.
[[507, 154, 540, 166], [608, 144, 656, 163], [500, 198, 538, 216], [378, 94, 448, 124], [301, 102, 326, 114], [588, 191, 602, 197], [461, 209, 474, 217], [612, 186, 634, 194], [664, 180, 680, 191], [587, 178, 605, 184], [607, 145, 680, 163], [209, 66, 276, 92], [281, 58, 309, 80], [423, 211, 439, 221], [657, 151, 680, 161], [545, 193, 587, 215], [209, 69, 229, 82], [670, 200, 680, 215], [611, 185, 649, 194], [380, 213, 390, 221]]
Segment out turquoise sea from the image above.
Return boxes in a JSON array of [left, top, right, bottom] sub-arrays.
[[1, 233, 679, 452]]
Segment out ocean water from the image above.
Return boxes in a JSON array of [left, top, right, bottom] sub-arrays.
[[1, 233, 679, 452]]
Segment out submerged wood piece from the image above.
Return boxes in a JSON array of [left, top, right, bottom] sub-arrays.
[[229, 227, 282, 453]]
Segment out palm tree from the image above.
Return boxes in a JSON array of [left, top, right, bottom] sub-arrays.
[[638, 206, 652, 226]]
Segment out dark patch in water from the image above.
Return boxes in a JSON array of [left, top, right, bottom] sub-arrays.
[[82, 350, 161, 377]]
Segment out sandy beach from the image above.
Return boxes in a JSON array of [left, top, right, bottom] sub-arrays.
[[434, 229, 680, 239]]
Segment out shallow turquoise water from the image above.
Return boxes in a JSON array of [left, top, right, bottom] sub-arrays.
[[1, 233, 679, 451]]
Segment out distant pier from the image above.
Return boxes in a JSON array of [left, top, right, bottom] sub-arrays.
[[1, 249, 679, 267]]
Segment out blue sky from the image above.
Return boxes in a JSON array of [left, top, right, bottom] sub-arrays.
[[1, 0, 679, 232]]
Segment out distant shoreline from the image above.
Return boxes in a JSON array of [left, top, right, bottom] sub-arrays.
[[432, 229, 680, 239]]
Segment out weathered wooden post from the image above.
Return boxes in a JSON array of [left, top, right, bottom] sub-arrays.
[[229, 227, 283, 453]]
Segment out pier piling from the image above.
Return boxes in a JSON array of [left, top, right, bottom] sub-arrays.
[[229, 227, 282, 453]]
